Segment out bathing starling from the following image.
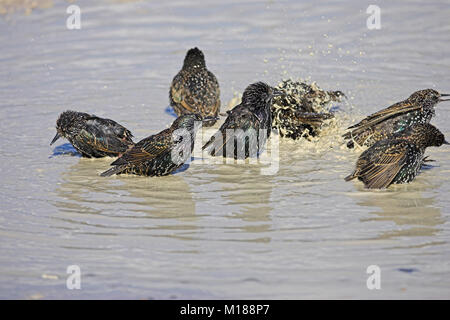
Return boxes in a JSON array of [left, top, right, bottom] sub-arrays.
[[343, 89, 450, 148], [50, 110, 134, 158], [170, 47, 220, 126], [202, 82, 279, 159], [101, 114, 208, 177], [345, 123, 448, 189], [271, 79, 345, 140]]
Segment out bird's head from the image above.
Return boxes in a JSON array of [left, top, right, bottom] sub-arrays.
[[408, 89, 450, 107], [50, 110, 80, 145], [241, 82, 283, 111], [183, 47, 206, 69]]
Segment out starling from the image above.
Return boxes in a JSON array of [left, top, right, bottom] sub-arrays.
[[202, 82, 280, 159], [50, 110, 134, 158], [271, 79, 345, 140], [345, 123, 448, 189], [101, 114, 209, 177], [169, 47, 220, 127], [343, 89, 450, 148]]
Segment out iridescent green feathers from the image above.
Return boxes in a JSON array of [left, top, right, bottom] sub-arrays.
[[343, 89, 449, 148], [100, 114, 204, 177], [345, 123, 448, 189], [50, 110, 134, 158], [202, 82, 277, 159]]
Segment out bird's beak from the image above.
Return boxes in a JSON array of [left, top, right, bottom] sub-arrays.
[[439, 93, 450, 102], [50, 132, 61, 146], [443, 140, 450, 145]]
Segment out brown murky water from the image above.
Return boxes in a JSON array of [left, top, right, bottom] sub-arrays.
[[1, 0, 450, 299]]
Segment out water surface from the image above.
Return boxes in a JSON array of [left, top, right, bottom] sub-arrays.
[[1, 0, 450, 299]]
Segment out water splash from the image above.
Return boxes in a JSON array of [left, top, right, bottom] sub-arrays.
[[222, 78, 363, 157]]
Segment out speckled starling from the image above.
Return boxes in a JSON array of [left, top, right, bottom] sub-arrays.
[[345, 123, 448, 189], [50, 110, 134, 158], [343, 89, 450, 148], [170, 47, 220, 126], [272, 79, 345, 140], [101, 114, 210, 177], [202, 82, 280, 159]]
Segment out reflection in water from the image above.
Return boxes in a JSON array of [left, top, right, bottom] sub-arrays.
[[52, 154, 276, 242], [201, 160, 274, 240], [118, 171, 196, 219], [354, 183, 444, 240], [164, 105, 178, 118], [50, 143, 80, 158], [3, 0, 450, 299], [53, 158, 196, 220]]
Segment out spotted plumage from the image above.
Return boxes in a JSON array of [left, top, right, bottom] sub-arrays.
[[343, 89, 450, 148], [271, 79, 345, 140], [202, 82, 279, 159], [50, 110, 134, 158], [100, 114, 208, 177], [345, 123, 448, 189], [170, 47, 220, 127]]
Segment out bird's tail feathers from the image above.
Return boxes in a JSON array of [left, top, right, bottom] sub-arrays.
[[202, 137, 214, 151], [292, 112, 334, 126], [100, 165, 126, 177], [344, 171, 357, 181], [342, 131, 352, 139]]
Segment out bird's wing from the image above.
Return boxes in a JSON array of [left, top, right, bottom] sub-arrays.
[[203, 106, 257, 156], [86, 116, 134, 140], [77, 116, 134, 153], [346, 101, 421, 134], [357, 141, 410, 189], [171, 78, 197, 113], [171, 71, 220, 116], [76, 129, 112, 153], [206, 71, 221, 111], [111, 129, 173, 166]]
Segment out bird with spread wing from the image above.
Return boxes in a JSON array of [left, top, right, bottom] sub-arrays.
[[345, 123, 448, 189], [343, 89, 450, 148], [271, 79, 345, 140]]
